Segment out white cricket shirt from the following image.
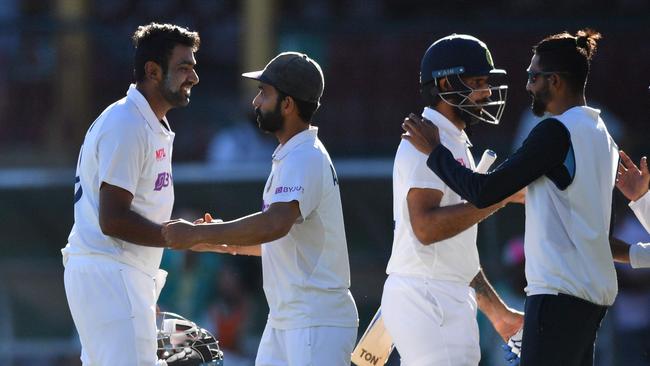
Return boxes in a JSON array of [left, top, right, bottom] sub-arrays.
[[524, 106, 618, 305], [63, 84, 175, 277], [629, 192, 650, 268], [261, 126, 358, 329], [386, 107, 480, 284], [629, 191, 650, 232]]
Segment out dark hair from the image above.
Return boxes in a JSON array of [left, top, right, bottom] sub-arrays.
[[277, 90, 319, 122], [533, 28, 601, 93], [132, 23, 200, 82]]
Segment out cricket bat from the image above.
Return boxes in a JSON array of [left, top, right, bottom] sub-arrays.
[[351, 150, 498, 366], [351, 308, 394, 366]]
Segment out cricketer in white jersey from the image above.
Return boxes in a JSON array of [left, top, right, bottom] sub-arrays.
[[628, 191, 650, 267], [612, 150, 650, 268], [62, 23, 200, 366], [162, 52, 358, 366], [381, 34, 524, 366], [383, 108, 522, 366]]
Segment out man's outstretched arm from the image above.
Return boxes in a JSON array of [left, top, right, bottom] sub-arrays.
[[471, 269, 523, 342], [402, 114, 570, 208], [162, 201, 300, 250]]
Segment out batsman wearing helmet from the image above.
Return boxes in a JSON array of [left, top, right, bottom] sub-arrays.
[[403, 29, 617, 365], [380, 34, 524, 366]]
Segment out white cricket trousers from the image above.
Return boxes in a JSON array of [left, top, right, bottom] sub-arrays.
[[63, 254, 167, 366], [381, 274, 480, 366], [255, 324, 357, 366]]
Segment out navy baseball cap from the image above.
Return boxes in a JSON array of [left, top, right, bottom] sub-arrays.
[[420, 34, 506, 85], [242, 52, 324, 105]]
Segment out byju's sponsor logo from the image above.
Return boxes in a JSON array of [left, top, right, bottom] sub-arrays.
[[154, 172, 172, 191], [274, 186, 304, 194]]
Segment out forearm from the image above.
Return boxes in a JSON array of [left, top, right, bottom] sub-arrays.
[[471, 268, 523, 342], [415, 202, 502, 243], [196, 243, 262, 256], [610, 237, 630, 263], [427, 119, 569, 208], [102, 210, 166, 247], [427, 146, 534, 208], [471, 269, 509, 321], [233, 245, 262, 256], [196, 211, 288, 247], [227, 244, 262, 256]]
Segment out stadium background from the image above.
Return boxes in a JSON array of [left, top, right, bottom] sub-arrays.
[[0, 0, 648, 365]]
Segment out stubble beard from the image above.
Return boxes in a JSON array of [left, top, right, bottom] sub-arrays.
[[255, 102, 284, 133], [161, 73, 191, 108], [530, 85, 550, 117]]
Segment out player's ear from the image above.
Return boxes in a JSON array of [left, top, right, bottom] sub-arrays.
[[548, 72, 562, 89], [281, 95, 295, 116], [144, 61, 163, 82], [437, 77, 451, 92]]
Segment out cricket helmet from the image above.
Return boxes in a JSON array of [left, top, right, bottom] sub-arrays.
[[157, 312, 224, 366], [420, 34, 508, 124]]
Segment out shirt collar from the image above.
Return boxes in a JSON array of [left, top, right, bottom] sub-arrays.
[[421, 107, 472, 147], [126, 84, 173, 136], [562, 105, 601, 119], [272, 126, 318, 161]]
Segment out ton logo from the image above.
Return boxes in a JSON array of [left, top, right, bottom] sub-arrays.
[[359, 348, 381, 365]]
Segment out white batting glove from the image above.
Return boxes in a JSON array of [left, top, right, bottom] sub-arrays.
[[507, 328, 523, 357]]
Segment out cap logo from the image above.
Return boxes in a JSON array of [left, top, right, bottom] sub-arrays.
[[485, 49, 494, 68]]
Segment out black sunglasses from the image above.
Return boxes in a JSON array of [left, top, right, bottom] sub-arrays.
[[527, 70, 570, 84]]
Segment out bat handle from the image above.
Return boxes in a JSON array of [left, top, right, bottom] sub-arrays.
[[476, 149, 497, 174]]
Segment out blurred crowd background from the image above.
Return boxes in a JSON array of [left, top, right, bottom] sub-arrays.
[[0, 0, 648, 365]]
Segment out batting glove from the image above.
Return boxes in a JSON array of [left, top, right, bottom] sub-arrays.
[[507, 328, 523, 357], [501, 327, 522, 365], [501, 344, 520, 365]]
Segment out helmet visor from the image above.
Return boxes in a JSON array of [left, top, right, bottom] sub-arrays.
[[438, 73, 508, 125]]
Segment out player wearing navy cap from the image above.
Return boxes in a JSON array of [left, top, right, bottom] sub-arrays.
[[163, 52, 358, 366]]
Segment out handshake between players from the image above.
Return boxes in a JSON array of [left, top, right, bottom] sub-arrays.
[[162, 214, 243, 255]]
